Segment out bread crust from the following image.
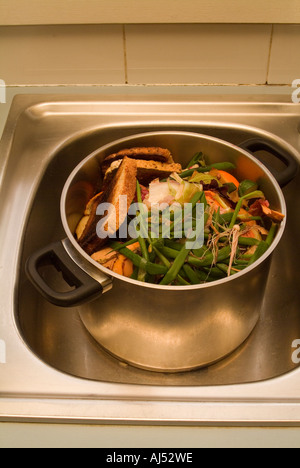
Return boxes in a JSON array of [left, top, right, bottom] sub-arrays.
[[101, 146, 174, 175], [103, 159, 182, 187], [78, 157, 137, 255]]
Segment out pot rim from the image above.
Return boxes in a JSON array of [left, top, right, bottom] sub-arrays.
[[61, 130, 287, 291]]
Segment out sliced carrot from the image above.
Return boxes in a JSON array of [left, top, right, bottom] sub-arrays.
[[92, 241, 139, 277], [102, 258, 117, 270], [205, 191, 232, 214], [121, 242, 141, 276], [112, 241, 140, 277], [205, 191, 223, 207], [237, 208, 261, 239], [126, 241, 141, 252], [242, 227, 262, 240], [216, 170, 240, 188], [238, 208, 256, 226], [91, 247, 118, 264], [112, 255, 127, 275], [112, 254, 134, 277], [123, 259, 134, 277]]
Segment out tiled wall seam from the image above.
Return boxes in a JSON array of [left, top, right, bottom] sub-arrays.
[[124, 24, 272, 86], [268, 25, 300, 85], [122, 25, 128, 84], [0, 24, 299, 86], [265, 25, 274, 85], [0, 25, 126, 86], [123, 24, 300, 86]]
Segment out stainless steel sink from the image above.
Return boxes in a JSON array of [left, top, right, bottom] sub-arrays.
[[1, 93, 300, 424]]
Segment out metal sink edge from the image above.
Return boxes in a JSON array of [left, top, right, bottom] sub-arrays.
[[1, 93, 300, 424]]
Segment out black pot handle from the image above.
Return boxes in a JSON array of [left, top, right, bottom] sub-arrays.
[[239, 138, 298, 187], [25, 240, 104, 307]]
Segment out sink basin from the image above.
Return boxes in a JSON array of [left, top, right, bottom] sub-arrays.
[[1, 93, 300, 424]]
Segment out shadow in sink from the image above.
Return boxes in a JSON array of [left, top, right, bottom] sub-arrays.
[[17, 123, 300, 386]]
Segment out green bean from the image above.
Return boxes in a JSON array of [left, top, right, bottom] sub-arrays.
[[190, 191, 204, 208], [223, 182, 238, 194], [180, 212, 209, 234], [238, 215, 263, 223], [176, 272, 191, 286], [188, 245, 231, 268], [219, 212, 234, 225], [239, 253, 253, 261], [110, 242, 168, 276], [200, 191, 208, 209], [233, 263, 249, 270], [162, 191, 203, 238], [192, 245, 208, 257], [135, 181, 150, 281], [180, 162, 236, 179], [109, 238, 139, 251], [136, 181, 150, 260], [266, 222, 277, 246], [185, 151, 204, 169], [182, 264, 203, 284], [158, 245, 182, 260], [161, 244, 211, 265], [152, 246, 169, 267], [215, 245, 232, 263], [238, 179, 259, 197], [216, 263, 236, 276], [164, 239, 185, 251], [160, 244, 191, 285], [153, 245, 188, 286], [218, 235, 259, 246], [212, 207, 221, 227], [229, 190, 265, 229], [235, 259, 250, 265], [246, 223, 277, 267], [238, 237, 261, 246], [130, 268, 138, 280], [161, 206, 184, 238], [203, 266, 226, 279], [161, 191, 205, 240], [187, 253, 214, 268], [160, 204, 182, 222], [217, 262, 247, 276], [223, 257, 249, 267], [247, 241, 269, 266]]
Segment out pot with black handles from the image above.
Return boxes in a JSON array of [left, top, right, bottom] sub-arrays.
[[25, 131, 298, 372]]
